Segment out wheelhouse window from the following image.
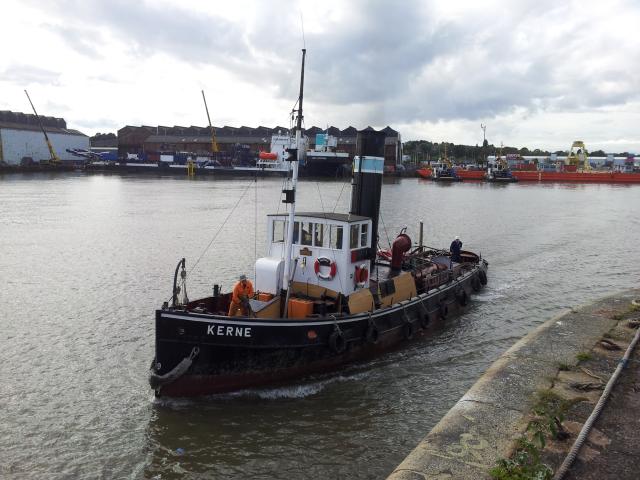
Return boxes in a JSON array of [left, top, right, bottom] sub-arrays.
[[300, 221, 313, 246], [272, 220, 285, 243], [293, 221, 300, 244], [329, 225, 343, 249], [314, 223, 326, 247], [360, 223, 369, 247], [350, 224, 359, 249]]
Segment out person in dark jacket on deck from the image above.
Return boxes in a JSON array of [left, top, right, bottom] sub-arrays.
[[450, 236, 462, 263]]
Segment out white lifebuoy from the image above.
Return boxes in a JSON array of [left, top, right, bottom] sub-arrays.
[[314, 256, 337, 280]]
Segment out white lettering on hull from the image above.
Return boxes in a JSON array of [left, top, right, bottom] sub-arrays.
[[206, 324, 252, 338]]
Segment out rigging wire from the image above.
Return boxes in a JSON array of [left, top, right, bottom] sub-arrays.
[[332, 177, 350, 212], [379, 210, 392, 249], [254, 172, 258, 274], [187, 179, 255, 278]]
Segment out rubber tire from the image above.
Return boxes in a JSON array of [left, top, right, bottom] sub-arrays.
[[329, 330, 347, 353], [420, 314, 430, 329], [365, 323, 380, 344], [439, 303, 448, 319], [472, 277, 481, 292], [403, 321, 415, 340], [457, 290, 468, 306], [479, 269, 488, 285]]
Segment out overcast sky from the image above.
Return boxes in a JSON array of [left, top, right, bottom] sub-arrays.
[[2, 0, 639, 152]]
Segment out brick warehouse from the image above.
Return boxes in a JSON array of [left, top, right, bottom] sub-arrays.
[[117, 125, 402, 168]]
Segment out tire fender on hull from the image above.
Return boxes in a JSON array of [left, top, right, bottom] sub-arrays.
[[456, 289, 468, 306], [403, 321, 415, 340], [365, 320, 380, 344], [329, 328, 347, 353], [149, 346, 199, 391]]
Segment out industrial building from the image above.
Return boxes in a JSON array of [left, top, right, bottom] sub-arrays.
[[0, 111, 89, 165], [117, 124, 402, 168]]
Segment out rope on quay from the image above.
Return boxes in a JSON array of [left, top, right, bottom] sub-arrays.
[[553, 301, 640, 480]]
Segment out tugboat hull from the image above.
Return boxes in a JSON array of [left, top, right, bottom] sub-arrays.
[[150, 263, 488, 397]]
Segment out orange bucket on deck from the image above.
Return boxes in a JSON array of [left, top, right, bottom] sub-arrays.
[[287, 298, 314, 318]]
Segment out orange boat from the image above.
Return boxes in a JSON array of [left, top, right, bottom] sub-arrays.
[[512, 171, 640, 183], [416, 168, 432, 179]]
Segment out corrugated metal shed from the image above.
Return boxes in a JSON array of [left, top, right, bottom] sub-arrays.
[[0, 110, 89, 164], [0, 128, 90, 164]]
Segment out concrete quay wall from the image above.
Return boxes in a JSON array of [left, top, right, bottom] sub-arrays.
[[387, 289, 640, 480]]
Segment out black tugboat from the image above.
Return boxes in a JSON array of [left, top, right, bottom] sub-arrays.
[[430, 145, 462, 182], [149, 50, 489, 397], [487, 148, 517, 183]]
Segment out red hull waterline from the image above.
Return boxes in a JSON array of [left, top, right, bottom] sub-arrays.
[[160, 340, 392, 397], [455, 170, 486, 180], [416, 169, 486, 180], [512, 171, 640, 183]]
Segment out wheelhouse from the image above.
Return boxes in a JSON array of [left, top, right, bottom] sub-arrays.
[[255, 212, 373, 297]]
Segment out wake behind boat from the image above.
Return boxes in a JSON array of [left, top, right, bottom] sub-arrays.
[[149, 50, 489, 397]]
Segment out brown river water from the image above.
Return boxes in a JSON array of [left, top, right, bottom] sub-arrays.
[[1, 172, 639, 479]]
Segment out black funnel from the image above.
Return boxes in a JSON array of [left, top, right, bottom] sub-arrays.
[[350, 128, 385, 265]]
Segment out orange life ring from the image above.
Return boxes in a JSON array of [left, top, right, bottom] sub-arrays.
[[314, 257, 337, 280]]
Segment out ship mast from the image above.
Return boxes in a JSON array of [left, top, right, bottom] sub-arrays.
[[282, 48, 306, 293]]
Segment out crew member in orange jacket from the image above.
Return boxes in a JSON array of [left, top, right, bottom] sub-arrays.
[[228, 274, 254, 317]]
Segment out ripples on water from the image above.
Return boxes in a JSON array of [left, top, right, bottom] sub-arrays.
[[1, 173, 638, 479]]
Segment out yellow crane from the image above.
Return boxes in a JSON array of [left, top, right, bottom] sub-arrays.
[[441, 142, 452, 168], [495, 142, 508, 170], [566, 140, 590, 171], [201, 90, 219, 154], [24, 90, 60, 164]]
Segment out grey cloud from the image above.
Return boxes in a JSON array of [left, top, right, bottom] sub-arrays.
[[2, 64, 61, 86], [24, 0, 640, 128], [43, 23, 105, 58], [333, 0, 640, 125], [32, 0, 252, 69]]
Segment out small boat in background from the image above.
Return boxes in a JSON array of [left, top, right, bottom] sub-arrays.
[[487, 154, 517, 182], [431, 162, 462, 181], [416, 167, 432, 179], [429, 144, 462, 182]]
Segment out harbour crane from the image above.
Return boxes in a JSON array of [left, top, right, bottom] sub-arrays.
[[24, 90, 60, 164], [201, 90, 219, 155], [566, 140, 590, 171]]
